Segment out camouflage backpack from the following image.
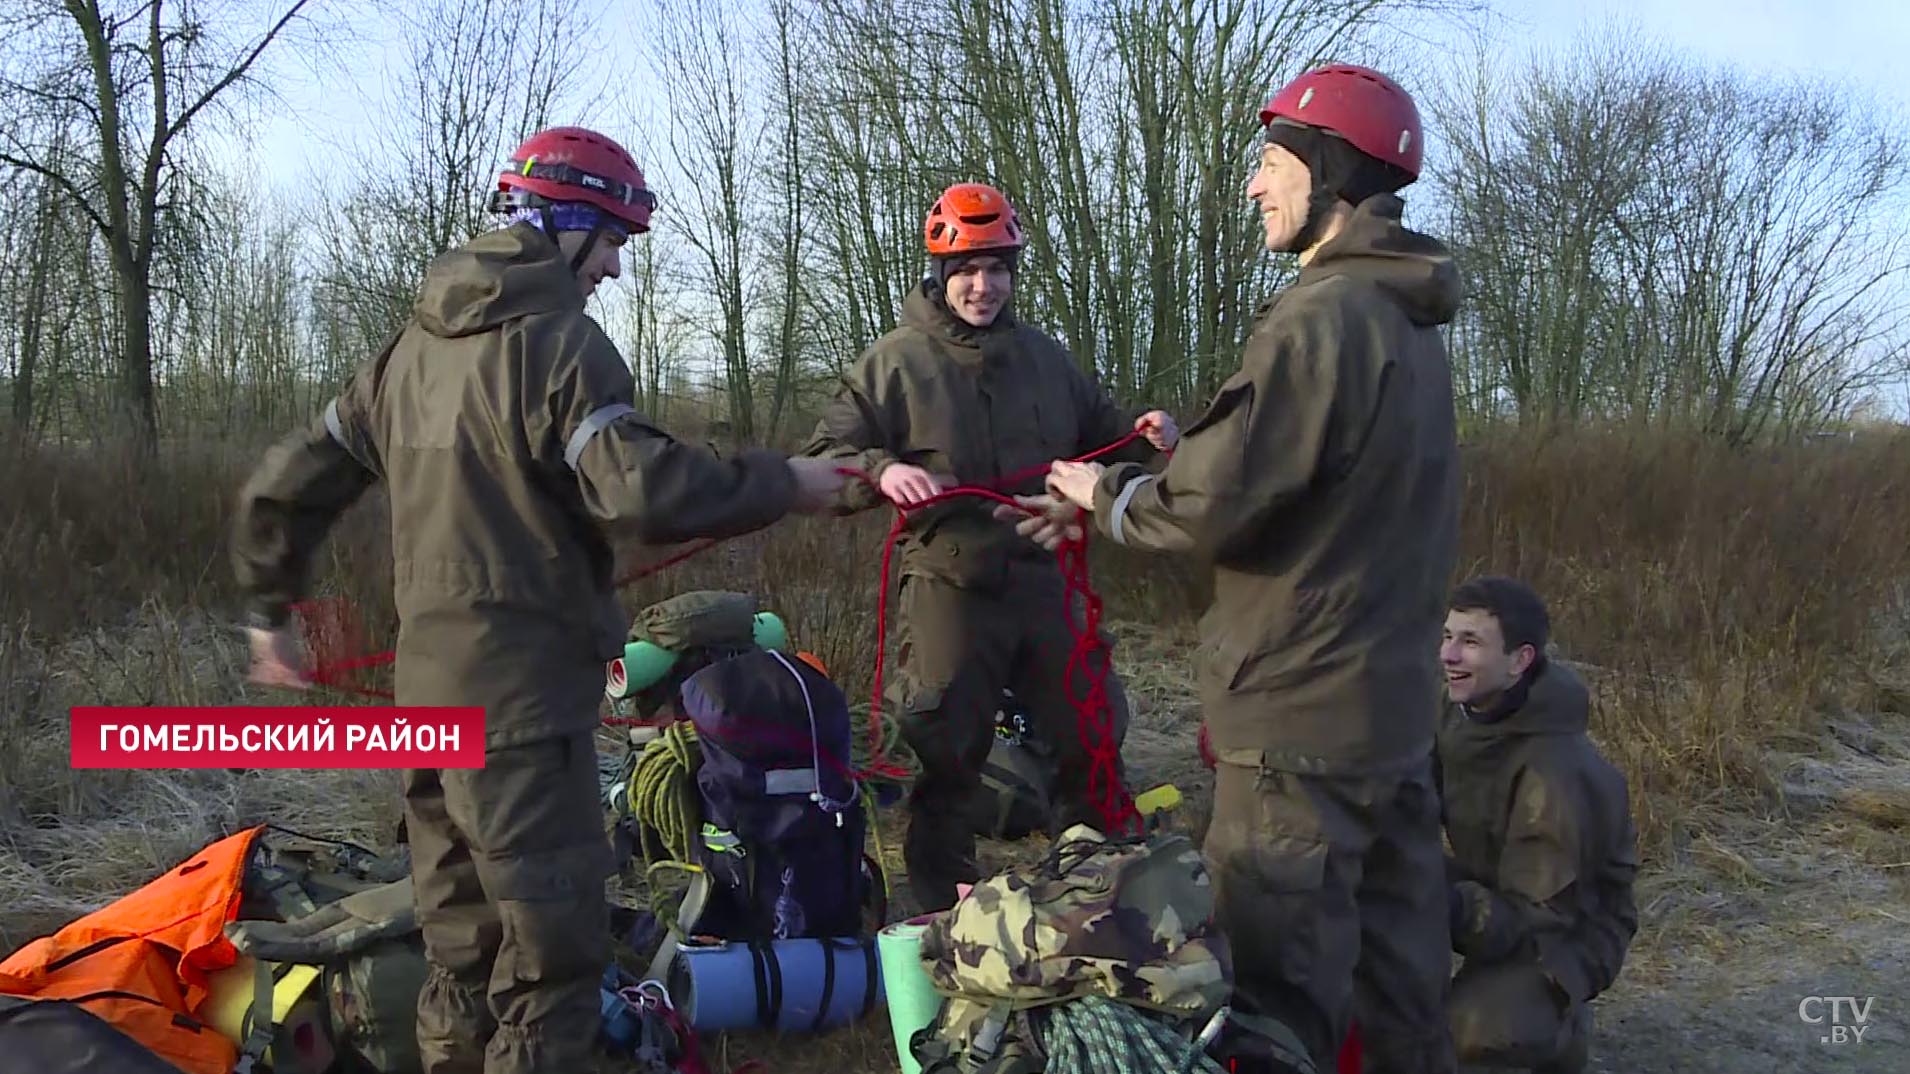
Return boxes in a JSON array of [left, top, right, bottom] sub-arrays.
[[223, 828, 428, 1074], [909, 824, 1233, 1074]]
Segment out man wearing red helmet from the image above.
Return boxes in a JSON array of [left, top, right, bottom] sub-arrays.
[[801, 181, 1177, 913], [1017, 65, 1465, 1074], [230, 125, 845, 1074]]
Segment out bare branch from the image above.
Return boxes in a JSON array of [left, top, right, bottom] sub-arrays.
[[0, 150, 110, 237], [160, 0, 312, 149]]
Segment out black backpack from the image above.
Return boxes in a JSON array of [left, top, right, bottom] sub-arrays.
[[0, 997, 195, 1074], [973, 694, 1056, 841], [675, 646, 879, 941]]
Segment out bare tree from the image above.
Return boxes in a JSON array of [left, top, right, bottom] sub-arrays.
[[609, 235, 696, 423], [761, 0, 807, 442], [1429, 23, 1910, 440], [649, 0, 763, 442], [5, 159, 74, 440], [310, 0, 597, 373], [781, 0, 1472, 413], [0, 0, 323, 455]]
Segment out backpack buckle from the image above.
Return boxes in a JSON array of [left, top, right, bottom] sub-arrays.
[[963, 1002, 1013, 1071]]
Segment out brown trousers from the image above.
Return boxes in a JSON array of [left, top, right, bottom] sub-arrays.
[[1204, 754, 1457, 1074], [402, 730, 614, 1074], [1448, 959, 1591, 1071], [891, 565, 1132, 913]]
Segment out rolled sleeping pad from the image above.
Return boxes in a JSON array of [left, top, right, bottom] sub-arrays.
[[667, 936, 884, 1034], [877, 915, 943, 1074], [753, 611, 789, 652], [607, 639, 680, 700], [604, 657, 629, 701], [608, 615, 787, 700]]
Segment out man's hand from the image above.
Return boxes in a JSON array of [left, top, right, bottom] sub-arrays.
[[1135, 409, 1179, 452], [992, 494, 1084, 552], [785, 457, 849, 513], [877, 462, 945, 507], [1045, 459, 1105, 511], [246, 625, 310, 690]]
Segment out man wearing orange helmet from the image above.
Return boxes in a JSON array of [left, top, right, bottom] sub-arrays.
[[1017, 65, 1465, 1074], [801, 181, 1176, 913], [229, 125, 845, 1074]]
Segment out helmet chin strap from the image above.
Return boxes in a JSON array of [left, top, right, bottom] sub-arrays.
[[534, 202, 609, 277], [1280, 185, 1340, 255], [571, 220, 607, 276]]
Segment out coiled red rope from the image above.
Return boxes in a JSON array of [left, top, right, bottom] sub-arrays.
[[294, 432, 1156, 836], [846, 434, 1150, 837]]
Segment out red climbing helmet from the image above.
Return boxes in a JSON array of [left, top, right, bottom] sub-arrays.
[[491, 125, 658, 233], [1259, 64, 1423, 179]]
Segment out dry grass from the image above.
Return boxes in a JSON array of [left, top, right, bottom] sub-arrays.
[[0, 606, 401, 953], [4, 422, 1910, 1070]]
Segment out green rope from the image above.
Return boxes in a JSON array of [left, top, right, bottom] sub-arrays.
[[626, 722, 706, 926], [851, 702, 921, 787], [1041, 996, 1224, 1074], [629, 721, 702, 865]]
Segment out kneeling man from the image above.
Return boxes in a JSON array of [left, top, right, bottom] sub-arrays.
[[1437, 576, 1639, 1073]]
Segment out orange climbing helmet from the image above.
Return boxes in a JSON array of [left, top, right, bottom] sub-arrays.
[[924, 182, 1026, 256]]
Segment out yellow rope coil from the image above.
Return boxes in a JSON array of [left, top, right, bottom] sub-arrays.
[[628, 721, 701, 866]]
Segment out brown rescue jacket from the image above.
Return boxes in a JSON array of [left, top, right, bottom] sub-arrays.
[[1088, 194, 1462, 774], [1436, 659, 1640, 1004], [801, 279, 1157, 591], [230, 223, 798, 748]]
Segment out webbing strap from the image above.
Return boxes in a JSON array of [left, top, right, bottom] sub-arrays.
[[234, 957, 276, 1073], [747, 941, 785, 1029], [763, 767, 819, 795], [813, 939, 836, 1034], [861, 939, 880, 1018]]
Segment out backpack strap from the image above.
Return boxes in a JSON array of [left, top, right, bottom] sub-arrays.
[[766, 649, 860, 817], [747, 941, 785, 1028], [964, 1000, 1014, 1073], [861, 937, 880, 1020], [639, 864, 714, 984], [231, 957, 274, 1074], [913, 1001, 1043, 1074], [813, 939, 835, 1034], [251, 860, 320, 921]]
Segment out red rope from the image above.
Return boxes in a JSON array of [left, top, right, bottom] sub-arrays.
[[846, 432, 1152, 837], [294, 432, 1157, 837]]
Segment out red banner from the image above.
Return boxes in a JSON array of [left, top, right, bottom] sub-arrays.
[[69, 706, 486, 769]]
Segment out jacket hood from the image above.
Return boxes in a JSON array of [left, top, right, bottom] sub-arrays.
[[1454, 660, 1592, 741], [413, 223, 583, 339], [901, 276, 1019, 354], [1301, 194, 1462, 327]]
